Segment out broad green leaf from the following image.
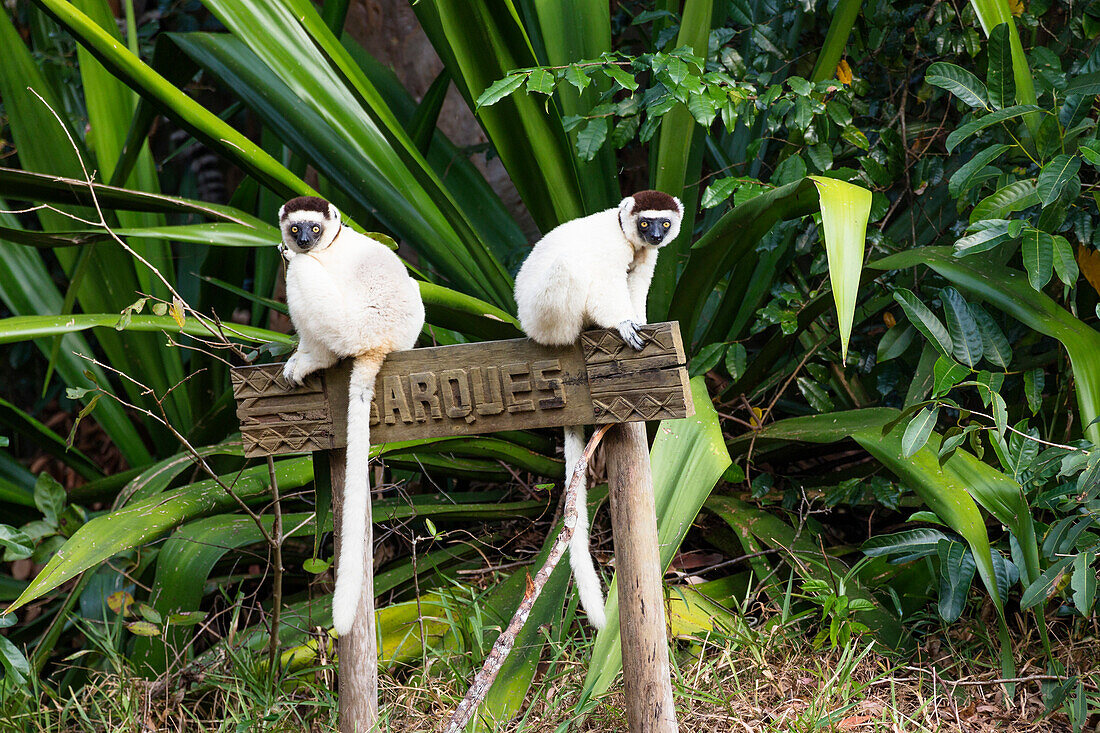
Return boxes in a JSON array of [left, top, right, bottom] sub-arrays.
[[1020, 556, 1072, 609], [648, 0, 714, 319], [946, 106, 1041, 152], [985, 23, 1015, 109], [797, 377, 835, 412], [725, 342, 747, 380], [892, 288, 954, 357], [926, 62, 990, 109], [1072, 552, 1096, 615], [954, 220, 1013, 256], [877, 324, 915, 362], [871, 247, 1100, 447], [970, 179, 1038, 223], [933, 356, 970, 395], [969, 303, 1012, 368], [948, 144, 1009, 197], [941, 287, 984, 366], [673, 179, 819, 338], [413, 2, 588, 230], [476, 73, 526, 106], [1053, 235, 1079, 286], [33, 473, 65, 527], [862, 528, 952, 558], [0, 526, 34, 562], [580, 378, 730, 708], [1024, 368, 1044, 414], [32, 0, 317, 201], [0, 314, 291, 347], [937, 539, 976, 622], [524, 68, 554, 95], [690, 342, 726, 377], [1037, 155, 1081, 206], [576, 117, 609, 161], [0, 223, 276, 249], [1064, 70, 1100, 94], [0, 168, 267, 225], [1022, 228, 1054, 290], [0, 634, 30, 684], [903, 406, 940, 457], [809, 176, 871, 362]]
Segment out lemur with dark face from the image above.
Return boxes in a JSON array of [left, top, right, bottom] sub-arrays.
[[278, 196, 424, 635], [514, 190, 684, 629]]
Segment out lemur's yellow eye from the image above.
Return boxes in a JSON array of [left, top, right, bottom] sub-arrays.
[[663, 221, 670, 228], [291, 225, 299, 233], [312, 225, 320, 233], [640, 221, 649, 228]]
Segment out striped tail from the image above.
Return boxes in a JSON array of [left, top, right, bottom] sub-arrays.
[[332, 355, 383, 636], [565, 425, 606, 629]]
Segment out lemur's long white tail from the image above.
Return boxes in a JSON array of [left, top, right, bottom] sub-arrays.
[[565, 425, 606, 629], [332, 355, 384, 636]]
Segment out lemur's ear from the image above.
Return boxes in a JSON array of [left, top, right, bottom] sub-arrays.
[[277, 204, 286, 220], [673, 196, 684, 216], [328, 203, 340, 222], [618, 196, 636, 215]]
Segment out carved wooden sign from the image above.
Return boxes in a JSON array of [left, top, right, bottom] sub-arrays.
[[231, 322, 692, 458]]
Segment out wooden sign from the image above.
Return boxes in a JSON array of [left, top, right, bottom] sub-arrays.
[[231, 321, 692, 457]]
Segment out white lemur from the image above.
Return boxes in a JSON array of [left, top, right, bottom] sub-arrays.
[[278, 196, 424, 636], [514, 190, 684, 629]]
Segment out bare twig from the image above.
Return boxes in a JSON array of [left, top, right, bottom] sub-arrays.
[[444, 424, 612, 733], [267, 455, 284, 675]]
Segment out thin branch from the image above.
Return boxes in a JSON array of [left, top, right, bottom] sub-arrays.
[[267, 455, 284, 675], [444, 425, 611, 733]]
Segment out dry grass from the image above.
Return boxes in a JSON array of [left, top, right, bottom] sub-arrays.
[[10, 612, 1096, 733]]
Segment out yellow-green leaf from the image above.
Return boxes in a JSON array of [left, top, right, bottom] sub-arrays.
[[808, 176, 871, 362]]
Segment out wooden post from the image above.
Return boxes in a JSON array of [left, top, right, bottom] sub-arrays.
[[230, 322, 692, 732], [606, 422, 678, 733], [330, 448, 378, 732]]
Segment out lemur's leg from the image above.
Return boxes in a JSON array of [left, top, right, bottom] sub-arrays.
[[283, 337, 340, 386]]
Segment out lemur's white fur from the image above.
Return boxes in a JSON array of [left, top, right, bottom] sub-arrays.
[[514, 191, 684, 629], [278, 197, 424, 636]]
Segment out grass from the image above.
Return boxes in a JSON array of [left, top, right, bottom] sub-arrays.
[[4, 596, 1096, 732]]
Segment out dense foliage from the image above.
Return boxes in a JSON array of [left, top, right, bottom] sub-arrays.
[[2, 0, 1100, 728]]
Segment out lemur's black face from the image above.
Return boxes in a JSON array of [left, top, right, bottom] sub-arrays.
[[637, 217, 673, 246], [278, 196, 340, 253], [287, 220, 325, 251]]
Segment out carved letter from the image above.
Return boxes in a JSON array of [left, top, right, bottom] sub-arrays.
[[471, 366, 504, 416], [441, 369, 473, 421], [409, 372, 442, 421], [532, 359, 566, 409], [381, 375, 413, 424], [369, 396, 380, 426], [502, 362, 534, 413]]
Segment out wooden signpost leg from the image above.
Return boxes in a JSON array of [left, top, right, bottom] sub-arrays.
[[330, 448, 379, 732], [605, 422, 678, 733]]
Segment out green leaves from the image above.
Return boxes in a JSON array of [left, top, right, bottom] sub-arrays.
[[985, 22, 1015, 109], [926, 62, 990, 109], [1037, 155, 1081, 206], [902, 406, 940, 457], [1021, 228, 1054, 290], [941, 287, 983, 367], [477, 73, 526, 107], [893, 288, 953, 357], [945, 106, 1041, 153], [948, 144, 1009, 197]]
